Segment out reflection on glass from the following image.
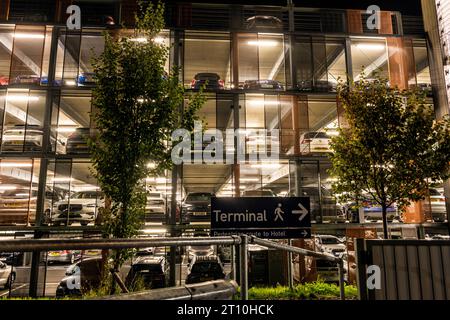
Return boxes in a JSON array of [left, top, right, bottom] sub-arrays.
[[238, 33, 285, 90], [9, 25, 47, 85], [0, 159, 40, 225], [350, 38, 388, 81], [184, 32, 230, 90]]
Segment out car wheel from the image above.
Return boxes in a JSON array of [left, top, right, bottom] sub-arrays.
[[5, 274, 15, 289], [80, 222, 88, 226]]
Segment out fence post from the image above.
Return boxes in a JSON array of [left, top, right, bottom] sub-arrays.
[[338, 259, 345, 300], [287, 239, 293, 289], [239, 235, 248, 300]]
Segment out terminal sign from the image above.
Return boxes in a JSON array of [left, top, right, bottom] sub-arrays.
[[211, 197, 311, 239]]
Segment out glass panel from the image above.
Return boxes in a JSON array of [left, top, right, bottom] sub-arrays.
[[9, 25, 46, 85], [54, 92, 93, 155], [0, 158, 39, 225], [299, 162, 321, 223], [350, 38, 389, 81], [1, 89, 47, 153], [326, 40, 346, 87], [0, 25, 14, 86], [295, 36, 313, 92], [413, 40, 432, 95], [238, 33, 285, 90], [184, 31, 230, 90]]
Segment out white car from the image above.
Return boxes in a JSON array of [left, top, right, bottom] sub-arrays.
[[0, 261, 16, 289], [429, 188, 447, 222], [299, 131, 331, 154], [51, 191, 104, 226], [144, 192, 166, 222], [314, 235, 346, 257]]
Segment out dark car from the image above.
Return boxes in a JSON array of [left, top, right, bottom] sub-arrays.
[[297, 80, 336, 92], [190, 73, 224, 90], [181, 192, 213, 224], [243, 79, 283, 90], [12, 75, 41, 85], [0, 252, 24, 267], [77, 72, 96, 86], [66, 128, 91, 154], [56, 257, 103, 297], [125, 256, 168, 290], [245, 15, 283, 30], [185, 255, 225, 284]]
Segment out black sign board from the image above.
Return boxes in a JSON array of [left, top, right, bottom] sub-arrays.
[[211, 197, 311, 239]]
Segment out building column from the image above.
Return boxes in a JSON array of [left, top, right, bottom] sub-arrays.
[[421, 0, 450, 230]]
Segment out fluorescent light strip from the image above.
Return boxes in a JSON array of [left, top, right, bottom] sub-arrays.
[[13, 33, 45, 39], [247, 40, 278, 47], [4, 95, 39, 102], [0, 162, 32, 168]]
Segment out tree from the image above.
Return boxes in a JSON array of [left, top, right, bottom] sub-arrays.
[[329, 74, 450, 239], [89, 0, 205, 287]]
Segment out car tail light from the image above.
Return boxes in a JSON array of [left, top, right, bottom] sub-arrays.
[[218, 79, 224, 88], [190, 79, 196, 88], [302, 139, 312, 143]]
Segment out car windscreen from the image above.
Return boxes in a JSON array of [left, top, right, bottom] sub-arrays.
[[195, 73, 219, 80], [321, 237, 340, 244], [186, 193, 211, 202], [305, 132, 330, 139], [132, 264, 163, 273], [71, 191, 100, 199], [429, 189, 442, 196], [316, 260, 338, 268], [191, 262, 221, 274]]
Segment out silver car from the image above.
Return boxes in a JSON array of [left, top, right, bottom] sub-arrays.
[[0, 261, 16, 289]]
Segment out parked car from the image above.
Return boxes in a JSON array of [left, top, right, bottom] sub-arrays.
[[416, 83, 432, 96], [0, 75, 9, 86], [297, 80, 336, 92], [429, 188, 447, 222], [185, 255, 225, 284], [77, 72, 95, 86], [144, 192, 166, 222], [45, 250, 81, 264], [125, 256, 168, 290], [66, 127, 91, 154], [0, 261, 16, 289], [12, 74, 41, 85], [56, 257, 103, 297], [0, 186, 60, 226], [243, 79, 283, 90], [0, 252, 24, 267], [181, 192, 212, 224], [190, 73, 224, 90], [1, 125, 65, 153], [314, 235, 346, 257], [299, 131, 332, 154], [242, 189, 276, 197], [135, 247, 155, 257], [245, 15, 283, 29], [51, 190, 104, 226], [342, 198, 399, 222]]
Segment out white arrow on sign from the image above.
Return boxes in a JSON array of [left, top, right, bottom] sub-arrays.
[[301, 229, 309, 237], [292, 203, 309, 221]]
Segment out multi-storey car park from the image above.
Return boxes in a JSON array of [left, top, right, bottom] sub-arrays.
[[0, 0, 449, 296]]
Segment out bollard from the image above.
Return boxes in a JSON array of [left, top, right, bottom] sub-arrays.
[[239, 235, 248, 300]]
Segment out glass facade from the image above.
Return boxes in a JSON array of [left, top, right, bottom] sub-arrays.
[[0, 3, 445, 232]]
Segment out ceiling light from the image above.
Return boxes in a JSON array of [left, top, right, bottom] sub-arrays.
[[5, 95, 39, 102], [153, 37, 165, 44], [0, 185, 17, 191], [0, 162, 32, 168], [247, 100, 279, 107], [247, 40, 278, 47], [52, 177, 73, 183], [240, 177, 259, 182], [15, 193, 30, 197], [355, 43, 385, 50], [65, 80, 76, 86], [13, 33, 45, 39], [57, 127, 77, 133], [250, 163, 281, 169], [147, 162, 156, 169]]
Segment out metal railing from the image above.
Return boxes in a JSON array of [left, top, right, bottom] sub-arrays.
[[0, 235, 346, 300]]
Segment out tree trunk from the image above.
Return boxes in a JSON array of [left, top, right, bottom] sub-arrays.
[[382, 204, 389, 239]]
